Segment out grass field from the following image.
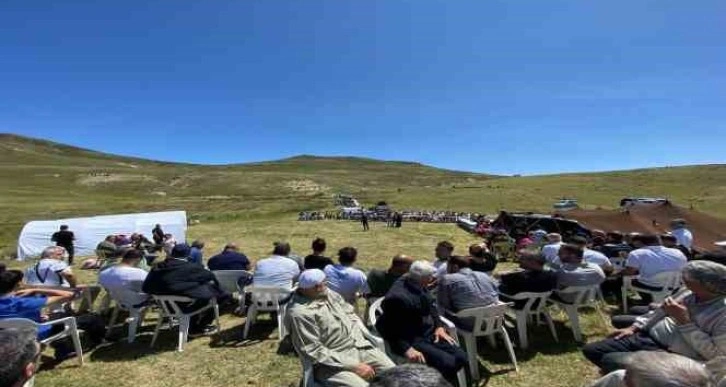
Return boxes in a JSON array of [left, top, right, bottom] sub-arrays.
[[2, 134, 726, 386], [6, 219, 613, 387]]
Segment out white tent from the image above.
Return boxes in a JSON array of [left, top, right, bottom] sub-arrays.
[[17, 211, 187, 261]]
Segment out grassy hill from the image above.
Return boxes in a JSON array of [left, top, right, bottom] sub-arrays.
[[2, 133, 726, 254]]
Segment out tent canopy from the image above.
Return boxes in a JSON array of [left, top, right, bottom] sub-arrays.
[[17, 211, 187, 260]]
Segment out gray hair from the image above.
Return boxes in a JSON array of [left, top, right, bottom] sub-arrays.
[[683, 260, 726, 296], [0, 328, 38, 387], [370, 364, 452, 387], [625, 351, 709, 387], [41, 246, 65, 260], [408, 260, 436, 282]]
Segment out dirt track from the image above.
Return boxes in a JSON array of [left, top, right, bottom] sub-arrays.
[[560, 203, 726, 249]]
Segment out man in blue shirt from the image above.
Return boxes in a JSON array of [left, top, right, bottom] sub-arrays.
[[0, 270, 105, 360], [189, 240, 206, 266], [207, 243, 251, 271]]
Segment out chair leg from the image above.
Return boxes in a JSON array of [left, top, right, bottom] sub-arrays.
[[457, 368, 468, 387], [515, 313, 528, 350], [151, 316, 164, 348], [243, 305, 257, 339], [621, 285, 628, 313], [544, 311, 559, 343], [69, 325, 84, 366], [106, 307, 120, 339], [213, 302, 221, 333], [462, 334, 479, 382], [178, 316, 190, 352], [500, 328, 519, 373], [564, 306, 583, 342], [128, 311, 141, 344]]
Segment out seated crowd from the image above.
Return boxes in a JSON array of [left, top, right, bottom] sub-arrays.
[[2, 220, 726, 387]]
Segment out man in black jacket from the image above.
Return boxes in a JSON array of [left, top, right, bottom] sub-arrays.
[[376, 261, 467, 384], [498, 251, 558, 309], [142, 243, 226, 333]]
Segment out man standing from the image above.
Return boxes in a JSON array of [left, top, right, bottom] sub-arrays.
[[361, 211, 370, 232], [376, 261, 467, 384], [287, 269, 394, 387], [670, 219, 694, 251], [51, 225, 75, 265]]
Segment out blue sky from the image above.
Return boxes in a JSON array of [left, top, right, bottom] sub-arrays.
[[1, 0, 724, 175]]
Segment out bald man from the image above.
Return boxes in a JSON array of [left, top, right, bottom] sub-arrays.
[[367, 255, 414, 298]]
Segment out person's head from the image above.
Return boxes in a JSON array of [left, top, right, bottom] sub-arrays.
[[105, 235, 115, 242], [468, 244, 487, 259], [624, 351, 709, 387], [518, 250, 547, 271], [170, 243, 191, 259], [547, 233, 563, 244], [408, 260, 436, 287], [671, 218, 687, 230], [370, 364, 452, 387], [592, 236, 606, 247], [435, 241, 454, 260], [571, 236, 589, 249], [681, 260, 726, 302], [558, 244, 584, 265], [59, 225, 68, 231], [41, 246, 65, 261], [273, 242, 291, 257], [192, 240, 205, 249], [0, 328, 40, 387], [661, 234, 678, 248], [338, 247, 358, 266], [591, 229, 606, 239], [632, 234, 661, 248], [121, 249, 144, 267], [0, 270, 24, 295], [389, 255, 413, 275], [155, 224, 161, 228], [607, 231, 624, 244], [297, 269, 327, 299], [447, 256, 471, 274], [311, 238, 327, 254]]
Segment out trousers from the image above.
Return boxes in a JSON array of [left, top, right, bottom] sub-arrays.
[[582, 332, 667, 373], [411, 337, 468, 384], [315, 347, 395, 387]]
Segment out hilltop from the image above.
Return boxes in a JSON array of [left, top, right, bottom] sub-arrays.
[[1, 133, 726, 254]]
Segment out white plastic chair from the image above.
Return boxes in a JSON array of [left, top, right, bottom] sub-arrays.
[[452, 303, 519, 381], [0, 317, 84, 365], [500, 291, 558, 350], [548, 285, 601, 342], [212, 270, 252, 310], [150, 295, 220, 352], [621, 270, 682, 313], [242, 286, 293, 341], [369, 298, 468, 387], [104, 282, 151, 343]]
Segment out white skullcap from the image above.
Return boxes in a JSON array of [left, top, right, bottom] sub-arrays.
[[298, 269, 326, 289]]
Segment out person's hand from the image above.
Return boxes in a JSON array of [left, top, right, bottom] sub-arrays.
[[663, 297, 691, 325], [352, 363, 376, 380], [433, 327, 456, 345], [13, 289, 37, 297], [609, 326, 638, 340], [405, 348, 426, 363]]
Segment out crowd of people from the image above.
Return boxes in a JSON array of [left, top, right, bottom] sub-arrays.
[[2, 217, 726, 387], [298, 210, 477, 224]]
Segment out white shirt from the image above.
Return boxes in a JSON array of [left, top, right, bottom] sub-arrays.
[[583, 248, 613, 270], [625, 246, 688, 287], [98, 265, 149, 307], [433, 259, 448, 278], [253, 255, 301, 289], [25, 259, 71, 287], [671, 228, 693, 249], [542, 242, 563, 265], [324, 264, 369, 303]]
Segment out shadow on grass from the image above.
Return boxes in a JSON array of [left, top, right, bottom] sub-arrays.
[[209, 316, 278, 348]]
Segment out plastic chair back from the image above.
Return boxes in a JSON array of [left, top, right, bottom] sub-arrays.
[[454, 302, 512, 336], [212, 270, 252, 295]]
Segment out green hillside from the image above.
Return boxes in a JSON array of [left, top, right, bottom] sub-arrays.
[[1, 133, 725, 255]]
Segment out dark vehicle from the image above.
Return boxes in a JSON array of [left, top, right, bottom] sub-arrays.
[[491, 211, 591, 241]]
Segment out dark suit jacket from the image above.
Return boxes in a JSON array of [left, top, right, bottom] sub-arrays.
[[376, 277, 442, 355], [142, 258, 221, 301], [207, 251, 250, 271]]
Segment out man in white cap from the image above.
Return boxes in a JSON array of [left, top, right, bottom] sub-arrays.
[[286, 269, 394, 387]]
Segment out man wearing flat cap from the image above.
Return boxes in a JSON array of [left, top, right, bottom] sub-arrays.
[[286, 269, 394, 387], [583, 260, 726, 373]]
